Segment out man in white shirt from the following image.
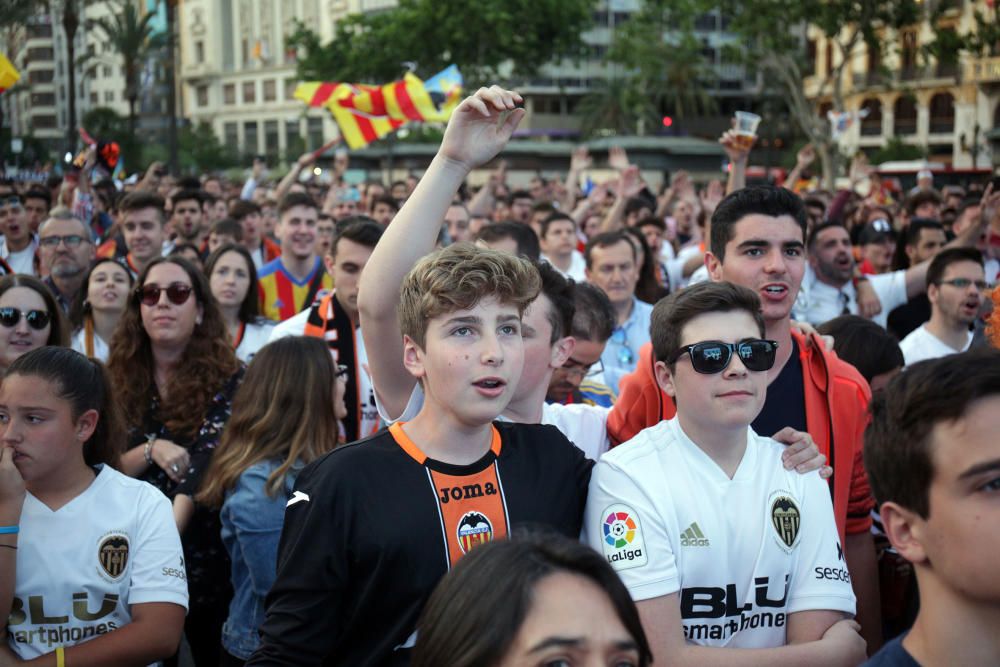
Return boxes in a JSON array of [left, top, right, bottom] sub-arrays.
[[540, 212, 587, 282], [584, 281, 863, 664], [899, 248, 985, 365], [797, 219, 987, 328]]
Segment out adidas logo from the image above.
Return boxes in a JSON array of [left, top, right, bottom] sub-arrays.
[[680, 522, 710, 547]]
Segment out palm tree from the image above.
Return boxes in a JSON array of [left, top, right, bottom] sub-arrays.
[[86, 0, 165, 136], [578, 78, 655, 137]]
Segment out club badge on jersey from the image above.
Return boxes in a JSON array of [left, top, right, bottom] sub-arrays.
[[768, 490, 802, 553]]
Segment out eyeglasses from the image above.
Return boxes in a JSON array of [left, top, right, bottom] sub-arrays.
[[137, 283, 194, 306], [611, 329, 634, 366], [335, 364, 349, 379], [670, 339, 779, 375], [937, 278, 988, 291], [0, 307, 51, 330], [39, 234, 88, 248], [562, 358, 604, 379]]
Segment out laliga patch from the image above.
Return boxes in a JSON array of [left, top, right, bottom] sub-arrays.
[[768, 489, 801, 553], [601, 504, 647, 570]]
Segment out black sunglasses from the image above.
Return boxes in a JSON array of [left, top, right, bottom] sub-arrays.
[[670, 339, 779, 374], [137, 283, 194, 306], [0, 307, 51, 330]]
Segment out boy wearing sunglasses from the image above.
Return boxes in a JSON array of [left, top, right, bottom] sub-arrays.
[[584, 281, 863, 664]]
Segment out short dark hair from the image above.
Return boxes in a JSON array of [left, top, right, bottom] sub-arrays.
[[531, 201, 555, 215], [807, 220, 849, 251], [571, 282, 615, 342], [118, 191, 165, 223], [277, 192, 318, 218], [816, 315, 903, 384], [624, 195, 654, 218], [865, 348, 1000, 518], [413, 531, 652, 667], [331, 219, 384, 258], [23, 186, 52, 209], [228, 199, 260, 221], [651, 281, 765, 366], [475, 221, 541, 261], [539, 212, 576, 239], [584, 230, 635, 270], [176, 176, 202, 190], [904, 190, 943, 217], [508, 189, 533, 204], [926, 247, 983, 288], [710, 186, 807, 261], [904, 218, 944, 248], [534, 260, 574, 343], [171, 189, 203, 209], [636, 215, 665, 232], [370, 194, 399, 212], [209, 218, 243, 240]]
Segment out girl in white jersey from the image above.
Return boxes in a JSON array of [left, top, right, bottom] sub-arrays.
[[0, 347, 187, 665]]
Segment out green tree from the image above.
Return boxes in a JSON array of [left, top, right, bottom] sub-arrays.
[[719, 0, 923, 188], [288, 0, 596, 85], [81, 106, 140, 169], [870, 136, 927, 164], [84, 0, 166, 136], [177, 121, 238, 173], [577, 77, 654, 137], [605, 0, 716, 127]]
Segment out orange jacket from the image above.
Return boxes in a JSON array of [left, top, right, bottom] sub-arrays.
[[607, 330, 874, 544]]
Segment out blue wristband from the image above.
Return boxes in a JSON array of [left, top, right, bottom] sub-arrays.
[[0, 526, 18, 535]]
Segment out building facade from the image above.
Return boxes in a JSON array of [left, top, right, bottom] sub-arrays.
[[804, 0, 998, 168]]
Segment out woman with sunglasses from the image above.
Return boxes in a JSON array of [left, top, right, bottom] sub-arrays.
[[0, 274, 70, 375], [70, 258, 134, 362], [197, 337, 347, 665], [0, 347, 187, 665], [205, 244, 275, 363], [107, 256, 243, 667]]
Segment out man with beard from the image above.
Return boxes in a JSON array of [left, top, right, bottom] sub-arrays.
[[899, 248, 986, 365], [798, 215, 989, 328], [38, 211, 95, 312], [170, 190, 207, 248]]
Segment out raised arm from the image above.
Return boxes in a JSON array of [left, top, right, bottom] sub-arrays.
[[720, 129, 754, 195], [357, 86, 526, 419]]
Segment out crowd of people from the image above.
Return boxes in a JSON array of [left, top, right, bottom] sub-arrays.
[[0, 84, 996, 666]]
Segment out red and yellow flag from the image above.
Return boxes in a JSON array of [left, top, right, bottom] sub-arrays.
[[294, 81, 406, 149], [0, 53, 20, 94], [345, 73, 439, 123]]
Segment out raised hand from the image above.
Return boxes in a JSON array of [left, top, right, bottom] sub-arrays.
[[616, 165, 642, 199], [796, 143, 816, 169], [719, 128, 754, 164], [570, 145, 593, 172], [439, 86, 526, 172], [608, 146, 631, 171], [979, 181, 1000, 227]]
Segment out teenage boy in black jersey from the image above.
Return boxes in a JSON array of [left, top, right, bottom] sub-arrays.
[[247, 91, 592, 667]]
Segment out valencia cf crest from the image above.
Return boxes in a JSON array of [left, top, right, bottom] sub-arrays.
[[456, 511, 494, 554], [98, 534, 130, 579], [770, 496, 801, 549]]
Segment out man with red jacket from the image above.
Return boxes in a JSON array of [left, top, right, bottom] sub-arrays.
[[608, 185, 881, 655]]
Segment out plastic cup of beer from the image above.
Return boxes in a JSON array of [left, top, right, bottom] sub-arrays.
[[733, 111, 761, 151]]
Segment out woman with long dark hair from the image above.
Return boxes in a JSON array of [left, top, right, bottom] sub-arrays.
[[106, 256, 243, 667], [70, 258, 133, 361]]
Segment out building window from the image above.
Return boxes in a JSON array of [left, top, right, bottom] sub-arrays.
[[195, 41, 205, 64], [30, 69, 54, 84], [285, 119, 303, 156], [243, 81, 255, 103], [90, 92, 98, 104], [894, 96, 917, 136], [224, 84, 236, 104], [31, 93, 55, 106], [102, 65, 112, 77], [929, 93, 955, 133], [34, 115, 57, 129], [285, 78, 298, 100], [27, 47, 54, 61], [104, 90, 115, 103], [264, 120, 279, 156], [860, 99, 881, 136], [263, 79, 276, 102], [244, 120, 259, 154], [196, 85, 209, 107], [824, 40, 833, 77], [307, 116, 323, 149], [224, 122, 239, 148]]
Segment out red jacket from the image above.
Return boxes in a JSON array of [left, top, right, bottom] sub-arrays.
[[606, 330, 874, 543]]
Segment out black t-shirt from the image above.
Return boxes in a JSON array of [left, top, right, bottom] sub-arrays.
[[752, 338, 808, 437], [888, 295, 930, 342], [863, 634, 921, 666], [249, 421, 594, 667]]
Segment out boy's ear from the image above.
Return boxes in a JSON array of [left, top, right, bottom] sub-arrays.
[[402, 334, 427, 380], [880, 501, 929, 566], [705, 251, 723, 282], [653, 359, 677, 398], [550, 335, 575, 370]]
